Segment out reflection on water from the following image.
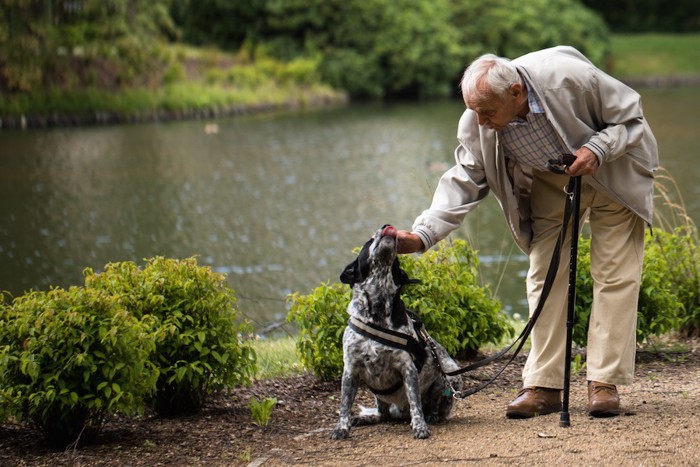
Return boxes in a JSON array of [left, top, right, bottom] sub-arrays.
[[0, 89, 698, 334]]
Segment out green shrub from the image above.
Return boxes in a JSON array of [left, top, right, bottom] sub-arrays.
[[452, 0, 611, 67], [582, 0, 700, 33], [287, 239, 513, 381], [318, 49, 384, 98], [648, 227, 700, 336], [286, 282, 349, 381], [274, 57, 320, 85], [0, 287, 157, 448], [0, 1, 176, 93], [227, 65, 268, 89], [572, 232, 683, 346], [84, 257, 256, 417], [650, 171, 700, 335], [399, 239, 514, 359], [174, 0, 609, 98], [176, 0, 462, 98]]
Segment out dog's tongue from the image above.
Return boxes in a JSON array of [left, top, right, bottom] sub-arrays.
[[382, 225, 397, 238]]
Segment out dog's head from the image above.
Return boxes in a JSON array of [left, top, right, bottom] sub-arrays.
[[339, 224, 412, 288]]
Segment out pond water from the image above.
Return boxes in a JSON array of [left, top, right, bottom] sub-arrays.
[[1, 87, 698, 334]]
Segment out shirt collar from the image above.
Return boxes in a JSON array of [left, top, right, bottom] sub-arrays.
[[507, 79, 543, 127], [524, 80, 544, 114]]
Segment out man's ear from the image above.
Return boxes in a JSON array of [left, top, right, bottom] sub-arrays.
[[510, 82, 523, 98]]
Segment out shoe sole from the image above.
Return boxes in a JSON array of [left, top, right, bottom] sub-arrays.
[[588, 408, 622, 418], [506, 403, 562, 419]]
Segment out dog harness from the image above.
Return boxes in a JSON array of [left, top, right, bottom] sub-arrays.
[[347, 316, 428, 395]]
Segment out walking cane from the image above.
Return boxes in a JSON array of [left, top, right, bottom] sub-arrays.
[[559, 174, 581, 427], [545, 154, 581, 428]]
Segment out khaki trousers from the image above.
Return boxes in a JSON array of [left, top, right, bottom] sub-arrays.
[[522, 170, 645, 388]]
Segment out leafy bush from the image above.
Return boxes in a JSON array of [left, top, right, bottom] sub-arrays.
[[0, 287, 157, 448], [174, 0, 462, 98], [649, 171, 700, 335], [287, 282, 349, 381], [84, 257, 256, 417], [648, 227, 700, 336], [399, 240, 514, 359], [452, 0, 611, 67], [173, 0, 610, 98], [0, 0, 177, 93], [287, 239, 513, 381], [582, 0, 700, 33], [572, 232, 683, 346]]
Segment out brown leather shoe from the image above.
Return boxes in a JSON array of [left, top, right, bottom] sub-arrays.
[[506, 387, 562, 419], [588, 381, 621, 417]]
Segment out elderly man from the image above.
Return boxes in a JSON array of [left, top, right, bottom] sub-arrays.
[[397, 46, 658, 418]]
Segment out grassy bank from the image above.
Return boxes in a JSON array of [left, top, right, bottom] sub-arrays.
[[252, 336, 303, 380], [609, 33, 700, 83], [0, 44, 347, 128], [3, 34, 700, 129]]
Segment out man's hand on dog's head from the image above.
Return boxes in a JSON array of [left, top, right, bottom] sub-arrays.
[[397, 230, 424, 254]]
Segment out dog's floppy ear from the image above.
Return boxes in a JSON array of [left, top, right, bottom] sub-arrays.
[[391, 257, 421, 287], [391, 258, 409, 286], [340, 238, 372, 285], [340, 258, 359, 285]]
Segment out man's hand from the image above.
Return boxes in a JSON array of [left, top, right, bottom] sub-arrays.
[[565, 147, 599, 176], [397, 230, 424, 254]]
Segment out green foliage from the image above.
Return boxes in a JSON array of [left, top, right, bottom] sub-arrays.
[[248, 396, 278, 427], [570, 353, 586, 375], [173, 0, 610, 98], [0, 55, 343, 120], [452, 0, 611, 67], [582, 0, 700, 33], [251, 336, 302, 380], [226, 57, 321, 88], [647, 228, 700, 336], [399, 240, 514, 359], [84, 257, 256, 417], [0, 287, 157, 448], [610, 34, 700, 79], [287, 239, 513, 380], [0, 0, 177, 93], [286, 283, 349, 381], [174, 0, 463, 98], [572, 231, 684, 346]]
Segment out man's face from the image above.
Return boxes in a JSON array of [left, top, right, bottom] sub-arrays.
[[465, 83, 524, 131]]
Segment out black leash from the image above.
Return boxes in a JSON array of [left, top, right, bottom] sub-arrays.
[[427, 172, 579, 399]]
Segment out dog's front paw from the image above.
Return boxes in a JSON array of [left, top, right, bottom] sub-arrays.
[[412, 423, 431, 439], [330, 427, 350, 440]]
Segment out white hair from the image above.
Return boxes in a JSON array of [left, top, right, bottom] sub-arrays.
[[460, 54, 520, 102]]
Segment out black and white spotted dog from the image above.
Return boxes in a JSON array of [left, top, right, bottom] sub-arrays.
[[330, 225, 463, 440]]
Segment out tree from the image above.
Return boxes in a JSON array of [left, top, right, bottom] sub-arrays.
[[0, 0, 177, 93], [582, 0, 700, 33], [173, 0, 610, 98], [450, 0, 610, 68], [173, 0, 462, 98]]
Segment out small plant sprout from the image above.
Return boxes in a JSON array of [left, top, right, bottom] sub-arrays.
[[249, 396, 278, 427]]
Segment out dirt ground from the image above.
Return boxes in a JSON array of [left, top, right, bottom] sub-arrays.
[[1, 338, 698, 466]]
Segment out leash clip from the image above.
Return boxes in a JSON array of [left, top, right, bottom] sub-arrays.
[[448, 380, 465, 400]]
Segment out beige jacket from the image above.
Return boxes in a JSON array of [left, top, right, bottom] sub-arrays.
[[413, 46, 659, 254]]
